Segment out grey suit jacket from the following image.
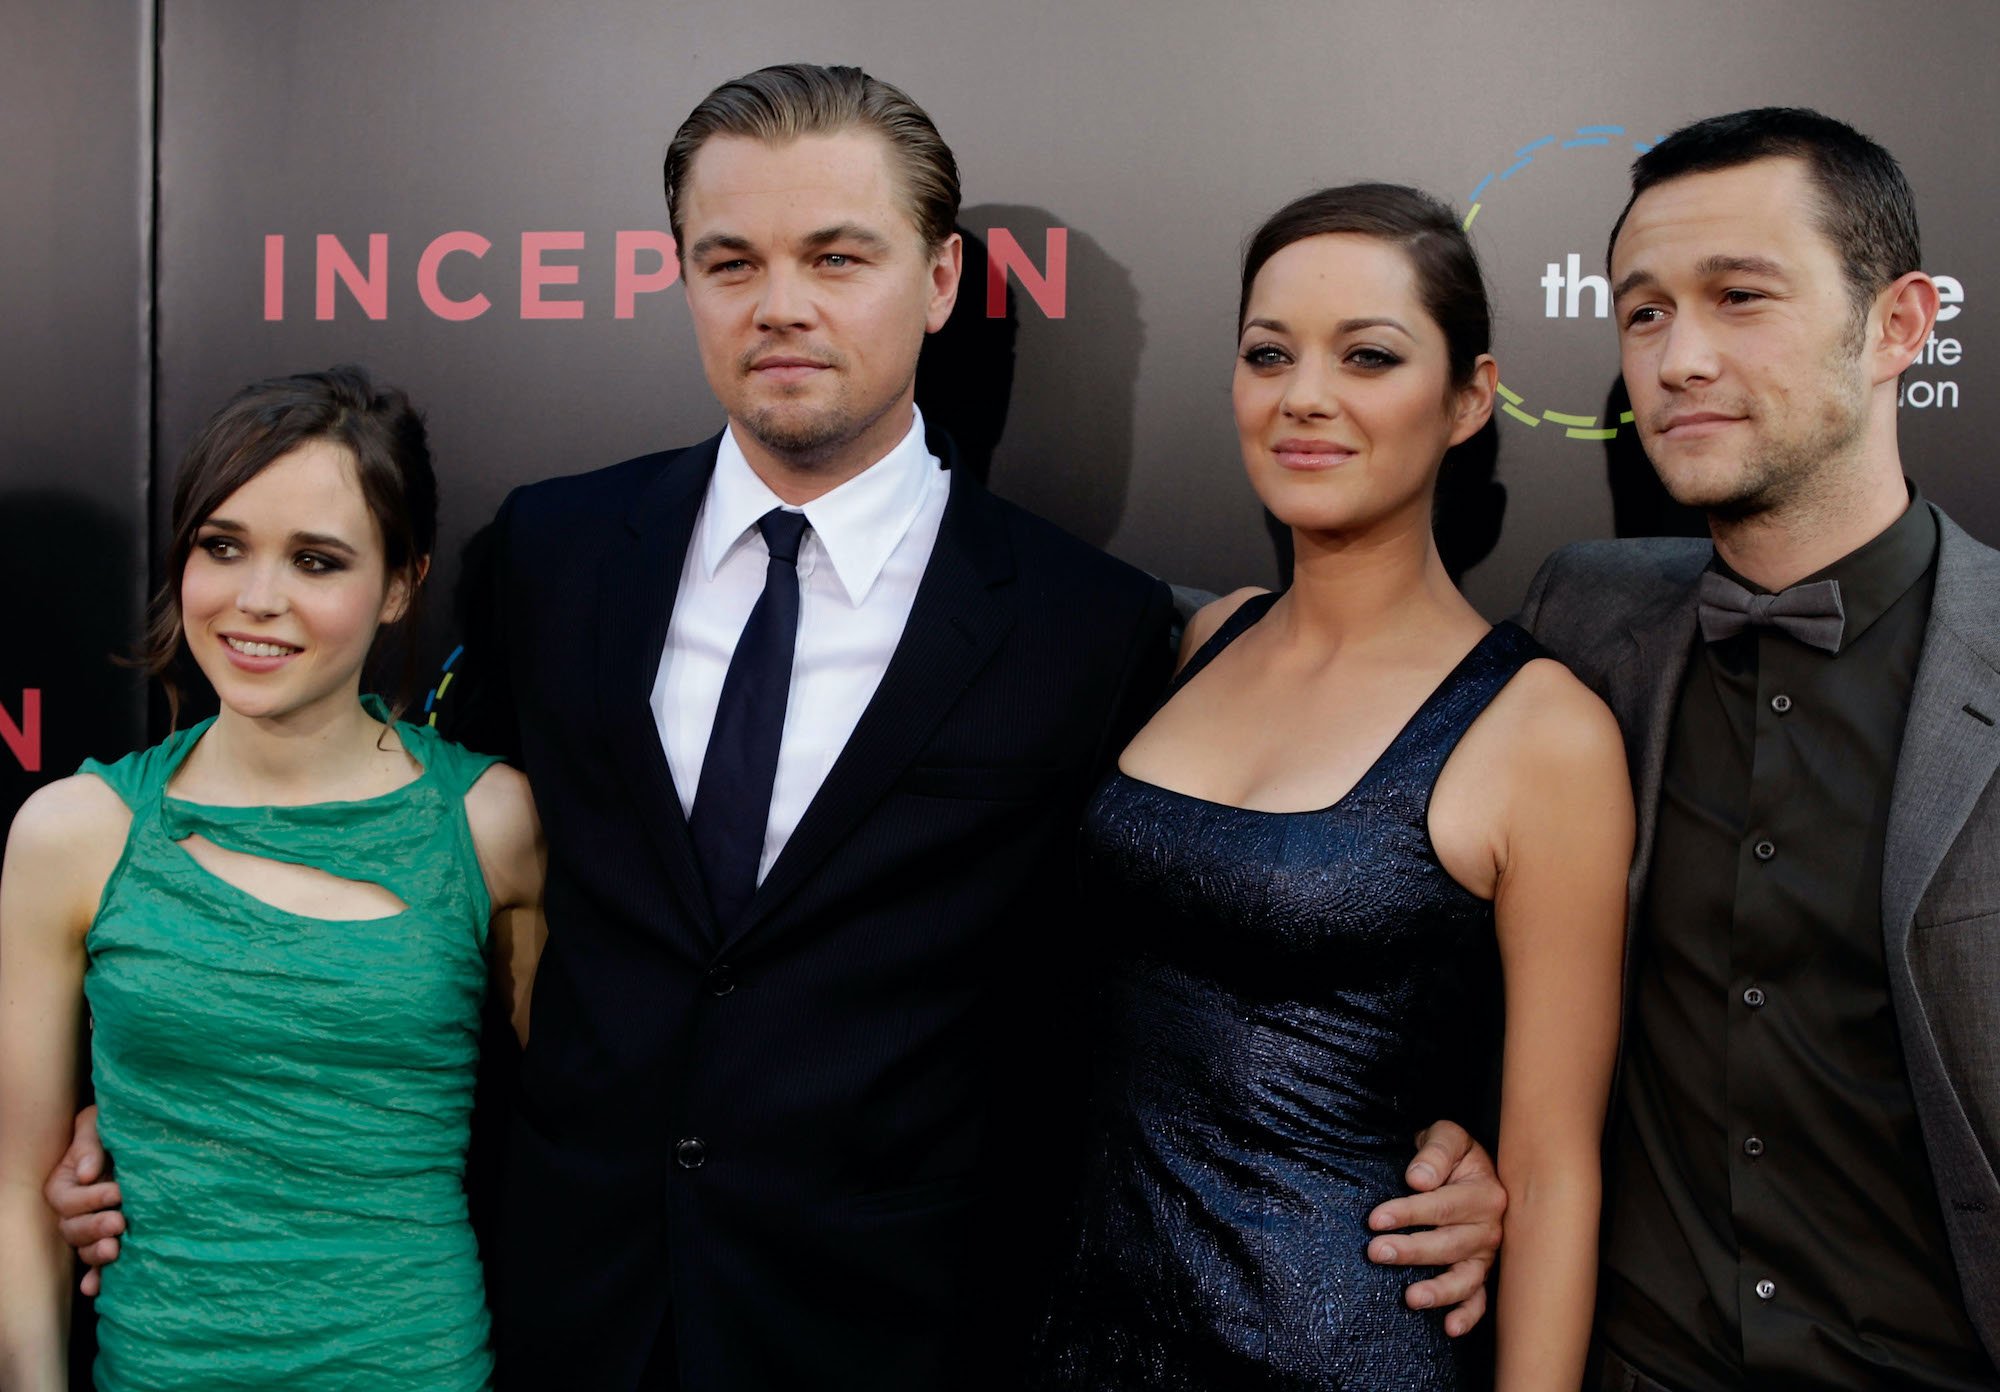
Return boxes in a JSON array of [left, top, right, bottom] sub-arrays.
[[1517, 503, 2000, 1363]]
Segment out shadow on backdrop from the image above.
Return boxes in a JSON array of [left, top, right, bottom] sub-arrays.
[[917, 226, 1017, 486], [1603, 376, 1705, 540], [1260, 417, 1508, 592], [960, 205, 1140, 550], [0, 490, 144, 1384]]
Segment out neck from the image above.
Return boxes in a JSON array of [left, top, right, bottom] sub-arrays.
[[1280, 498, 1478, 649], [197, 689, 386, 798], [1710, 420, 1908, 590], [731, 396, 916, 506]]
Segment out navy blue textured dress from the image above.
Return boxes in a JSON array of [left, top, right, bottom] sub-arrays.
[[1035, 593, 1545, 1390]]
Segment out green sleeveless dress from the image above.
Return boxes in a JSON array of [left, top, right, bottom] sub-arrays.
[[81, 699, 499, 1390]]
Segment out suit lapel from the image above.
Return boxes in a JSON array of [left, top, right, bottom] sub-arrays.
[[722, 462, 1016, 955], [596, 436, 721, 943], [1608, 578, 1702, 932], [1883, 511, 2000, 956]]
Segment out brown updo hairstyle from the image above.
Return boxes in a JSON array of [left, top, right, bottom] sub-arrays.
[[136, 365, 437, 727], [1238, 182, 1492, 395]]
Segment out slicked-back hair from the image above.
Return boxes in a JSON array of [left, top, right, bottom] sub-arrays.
[[1239, 183, 1492, 391], [136, 365, 436, 728], [663, 63, 960, 255], [1607, 107, 1921, 316]]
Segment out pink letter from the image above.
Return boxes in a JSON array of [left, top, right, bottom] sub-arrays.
[[987, 227, 1068, 319], [521, 231, 586, 320], [615, 230, 679, 318], [264, 235, 284, 321], [315, 233, 389, 320], [418, 232, 493, 321], [0, 689, 41, 773]]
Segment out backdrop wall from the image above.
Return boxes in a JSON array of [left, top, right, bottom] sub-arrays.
[[6, 0, 1997, 819]]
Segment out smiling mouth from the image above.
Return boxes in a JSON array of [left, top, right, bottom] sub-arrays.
[[223, 636, 302, 658], [1272, 442, 1357, 470]]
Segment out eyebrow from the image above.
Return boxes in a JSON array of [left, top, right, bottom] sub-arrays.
[[685, 224, 894, 264], [200, 518, 360, 555], [801, 223, 892, 253], [1613, 254, 1789, 302], [1242, 315, 1412, 336]]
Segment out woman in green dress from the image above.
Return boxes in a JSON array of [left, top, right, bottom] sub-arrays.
[[0, 367, 545, 1390]]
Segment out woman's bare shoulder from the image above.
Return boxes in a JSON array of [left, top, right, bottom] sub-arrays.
[[1177, 587, 1272, 672]]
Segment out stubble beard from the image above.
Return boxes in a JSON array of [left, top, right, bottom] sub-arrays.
[[1653, 322, 1871, 525], [739, 366, 917, 473]]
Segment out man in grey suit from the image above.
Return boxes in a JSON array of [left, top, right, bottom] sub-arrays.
[[1515, 108, 1999, 1389]]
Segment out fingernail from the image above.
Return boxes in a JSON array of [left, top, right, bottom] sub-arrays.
[[1411, 1163, 1438, 1186], [1371, 1242, 1396, 1261], [1411, 1290, 1434, 1309]]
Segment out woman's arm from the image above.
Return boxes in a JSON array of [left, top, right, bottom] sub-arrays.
[[1487, 669, 1632, 1391], [465, 764, 547, 1048], [0, 777, 127, 1389]]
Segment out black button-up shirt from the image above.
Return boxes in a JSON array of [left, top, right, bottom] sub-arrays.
[[1599, 493, 1996, 1388]]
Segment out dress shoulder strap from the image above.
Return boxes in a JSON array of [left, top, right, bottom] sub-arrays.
[[1163, 590, 1280, 705], [398, 719, 504, 801], [76, 722, 210, 812]]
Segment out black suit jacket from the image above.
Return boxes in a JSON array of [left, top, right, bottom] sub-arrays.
[[458, 431, 1173, 1390]]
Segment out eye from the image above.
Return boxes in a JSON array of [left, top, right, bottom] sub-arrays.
[[706, 258, 752, 276], [1345, 347, 1402, 370], [1622, 305, 1667, 329], [818, 252, 855, 268], [1240, 343, 1291, 369], [1720, 288, 1765, 307], [197, 535, 243, 561], [294, 551, 345, 575]]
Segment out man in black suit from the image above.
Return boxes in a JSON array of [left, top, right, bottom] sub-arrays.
[[464, 63, 1182, 1388], [46, 61, 1507, 1390]]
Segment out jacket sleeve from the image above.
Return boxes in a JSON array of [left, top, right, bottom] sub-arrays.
[[437, 488, 525, 765]]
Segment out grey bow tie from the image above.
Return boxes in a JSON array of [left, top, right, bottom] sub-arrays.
[[1696, 570, 1846, 653]]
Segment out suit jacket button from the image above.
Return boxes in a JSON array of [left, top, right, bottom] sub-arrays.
[[1755, 1278, 1777, 1301], [1743, 1135, 1766, 1158], [675, 1137, 708, 1169], [706, 965, 737, 997], [1743, 986, 1766, 1008]]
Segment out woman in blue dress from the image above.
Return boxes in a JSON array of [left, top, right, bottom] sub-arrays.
[[1035, 185, 1632, 1389]]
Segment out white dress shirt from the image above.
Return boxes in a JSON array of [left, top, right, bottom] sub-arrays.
[[651, 408, 949, 883]]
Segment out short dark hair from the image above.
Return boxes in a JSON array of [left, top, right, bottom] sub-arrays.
[[663, 63, 960, 254], [1239, 183, 1491, 390], [137, 365, 436, 727], [1607, 107, 1921, 314]]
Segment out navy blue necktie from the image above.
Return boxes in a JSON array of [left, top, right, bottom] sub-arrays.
[[689, 508, 811, 932]]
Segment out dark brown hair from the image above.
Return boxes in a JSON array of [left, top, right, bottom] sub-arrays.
[[137, 365, 436, 727], [663, 63, 960, 253], [1606, 107, 1921, 319], [1239, 183, 1491, 391], [1240, 182, 1496, 394]]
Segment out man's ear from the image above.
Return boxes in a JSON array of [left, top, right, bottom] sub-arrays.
[[926, 231, 964, 334], [1872, 270, 1940, 386]]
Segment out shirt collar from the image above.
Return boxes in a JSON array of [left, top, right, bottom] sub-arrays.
[[698, 407, 941, 605], [1710, 481, 1937, 649]]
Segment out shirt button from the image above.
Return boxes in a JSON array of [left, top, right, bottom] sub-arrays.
[[1754, 839, 1777, 862], [1743, 1136, 1766, 1158], [1755, 1278, 1777, 1301], [675, 1137, 708, 1169], [706, 965, 737, 997], [1770, 693, 1793, 714], [1743, 986, 1767, 1008]]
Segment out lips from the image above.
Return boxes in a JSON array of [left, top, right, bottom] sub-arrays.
[[748, 355, 835, 385], [1270, 438, 1357, 471], [1656, 412, 1745, 440], [219, 632, 303, 672]]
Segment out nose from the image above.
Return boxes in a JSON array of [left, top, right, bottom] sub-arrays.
[[754, 263, 817, 333], [1280, 352, 1341, 422], [235, 559, 289, 618], [1655, 311, 1720, 390]]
